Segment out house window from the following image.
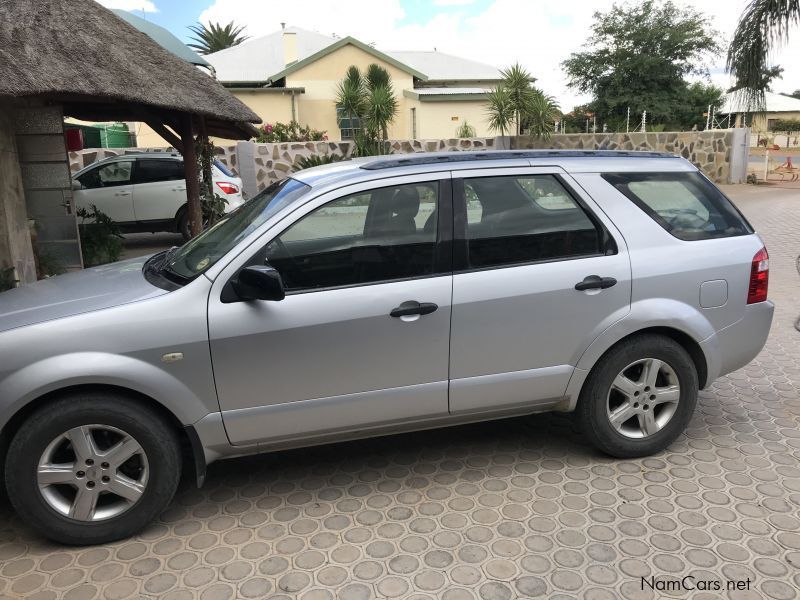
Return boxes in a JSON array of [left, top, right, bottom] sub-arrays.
[[337, 107, 361, 140]]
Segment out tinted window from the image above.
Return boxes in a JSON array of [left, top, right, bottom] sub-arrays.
[[462, 175, 603, 268], [602, 172, 753, 241], [136, 159, 184, 184], [77, 161, 133, 189], [264, 182, 440, 291]]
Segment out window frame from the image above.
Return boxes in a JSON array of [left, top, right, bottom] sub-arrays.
[[231, 177, 454, 297], [452, 170, 617, 273]]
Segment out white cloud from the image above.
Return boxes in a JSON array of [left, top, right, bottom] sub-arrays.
[[95, 0, 158, 12], [199, 0, 800, 110]]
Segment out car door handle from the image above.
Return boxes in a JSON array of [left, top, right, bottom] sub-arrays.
[[114, 191, 131, 196], [575, 275, 617, 291], [172, 187, 186, 192], [390, 301, 438, 318]]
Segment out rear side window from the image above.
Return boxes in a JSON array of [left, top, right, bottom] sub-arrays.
[[602, 172, 752, 241]]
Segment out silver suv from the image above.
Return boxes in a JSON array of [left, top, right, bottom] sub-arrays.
[[0, 151, 773, 544]]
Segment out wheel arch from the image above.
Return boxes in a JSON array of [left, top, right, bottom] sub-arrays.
[[0, 384, 206, 489], [562, 324, 711, 412]]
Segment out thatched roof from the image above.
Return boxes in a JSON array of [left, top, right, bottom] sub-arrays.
[[0, 0, 261, 139]]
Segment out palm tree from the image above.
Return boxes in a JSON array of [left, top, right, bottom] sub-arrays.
[[522, 90, 561, 140], [335, 66, 366, 140], [726, 0, 800, 110], [499, 63, 537, 135], [335, 64, 398, 155], [188, 21, 248, 55], [485, 87, 515, 138]]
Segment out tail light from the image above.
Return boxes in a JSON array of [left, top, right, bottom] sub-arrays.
[[216, 181, 240, 195], [747, 247, 769, 304]]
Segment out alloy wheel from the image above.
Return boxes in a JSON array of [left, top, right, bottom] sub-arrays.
[[606, 358, 681, 439], [36, 424, 149, 521]]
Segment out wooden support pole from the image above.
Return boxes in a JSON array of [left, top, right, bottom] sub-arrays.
[[179, 114, 202, 238]]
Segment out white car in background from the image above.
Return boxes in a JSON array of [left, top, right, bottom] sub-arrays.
[[72, 152, 245, 240]]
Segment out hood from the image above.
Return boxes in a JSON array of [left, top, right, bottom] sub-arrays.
[[0, 256, 168, 334]]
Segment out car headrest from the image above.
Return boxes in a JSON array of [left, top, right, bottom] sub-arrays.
[[392, 187, 420, 218]]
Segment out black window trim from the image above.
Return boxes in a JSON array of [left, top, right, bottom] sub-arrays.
[[451, 172, 618, 274], [231, 177, 455, 297]]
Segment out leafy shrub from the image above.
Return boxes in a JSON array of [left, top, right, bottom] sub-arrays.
[[455, 121, 477, 138], [256, 121, 327, 143], [77, 205, 123, 266]]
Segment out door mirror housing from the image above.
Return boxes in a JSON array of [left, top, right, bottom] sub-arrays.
[[230, 265, 286, 302], [71, 180, 82, 191]]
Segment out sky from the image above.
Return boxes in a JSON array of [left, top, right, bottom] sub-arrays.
[[96, 0, 800, 111]]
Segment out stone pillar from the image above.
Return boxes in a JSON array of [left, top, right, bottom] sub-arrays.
[[15, 103, 83, 273], [0, 103, 36, 285], [236, 140, 258, 199]]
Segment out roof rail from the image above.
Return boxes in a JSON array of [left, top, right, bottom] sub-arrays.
[[360, 149, 677, 170]]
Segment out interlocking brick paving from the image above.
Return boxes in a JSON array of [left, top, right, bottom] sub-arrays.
[[1, 185, 798, 600]]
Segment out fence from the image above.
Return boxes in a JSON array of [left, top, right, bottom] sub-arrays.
[[68, 129, 750, 198]]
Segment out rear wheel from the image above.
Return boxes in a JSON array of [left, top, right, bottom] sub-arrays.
[[4, 393, 181, 545], [576, 334, 698, 457]]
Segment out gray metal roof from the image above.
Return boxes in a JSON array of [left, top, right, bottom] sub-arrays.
[[720, 91, 800, 114], [111, 10, 209, 68], [387, 50, 501, 82], [205, 26, 502, 84], [205, 27, 336, 83]]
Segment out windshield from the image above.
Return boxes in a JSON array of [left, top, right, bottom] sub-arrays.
[[164, 178, 311, 280]]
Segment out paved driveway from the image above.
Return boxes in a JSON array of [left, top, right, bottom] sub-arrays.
[[1, 185, 799, 600]]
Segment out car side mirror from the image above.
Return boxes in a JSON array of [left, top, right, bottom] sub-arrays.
[[231, 265, 285, 301], [72, 180, 82, 191]]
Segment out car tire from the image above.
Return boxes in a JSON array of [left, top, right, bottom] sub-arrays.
[[4, 392, 181, 545], [576, 334, 698, 458]]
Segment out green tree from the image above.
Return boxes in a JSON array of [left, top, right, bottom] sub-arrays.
[[499, 63, 536, 136], [485, 64, 560, 138], [787, 89, 800, 99], [677, 82, 725, 131], [334, 64, 398, 155], [521, 90, 561, 140], [562, 0, 721, 128], [188, 21, 248, 55], [727, 0, 800, 111], [485, 87, 515, 137]]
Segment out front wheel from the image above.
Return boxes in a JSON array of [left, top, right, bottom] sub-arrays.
[[4, 393, 181, 545], [576, 334, 699, 458]]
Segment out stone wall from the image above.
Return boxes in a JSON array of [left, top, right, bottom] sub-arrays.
[[68, 130, 747, 199], [512, 130, 738, 184]]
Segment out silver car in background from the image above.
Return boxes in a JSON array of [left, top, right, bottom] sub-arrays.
[[0, 150, 773, 544]]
